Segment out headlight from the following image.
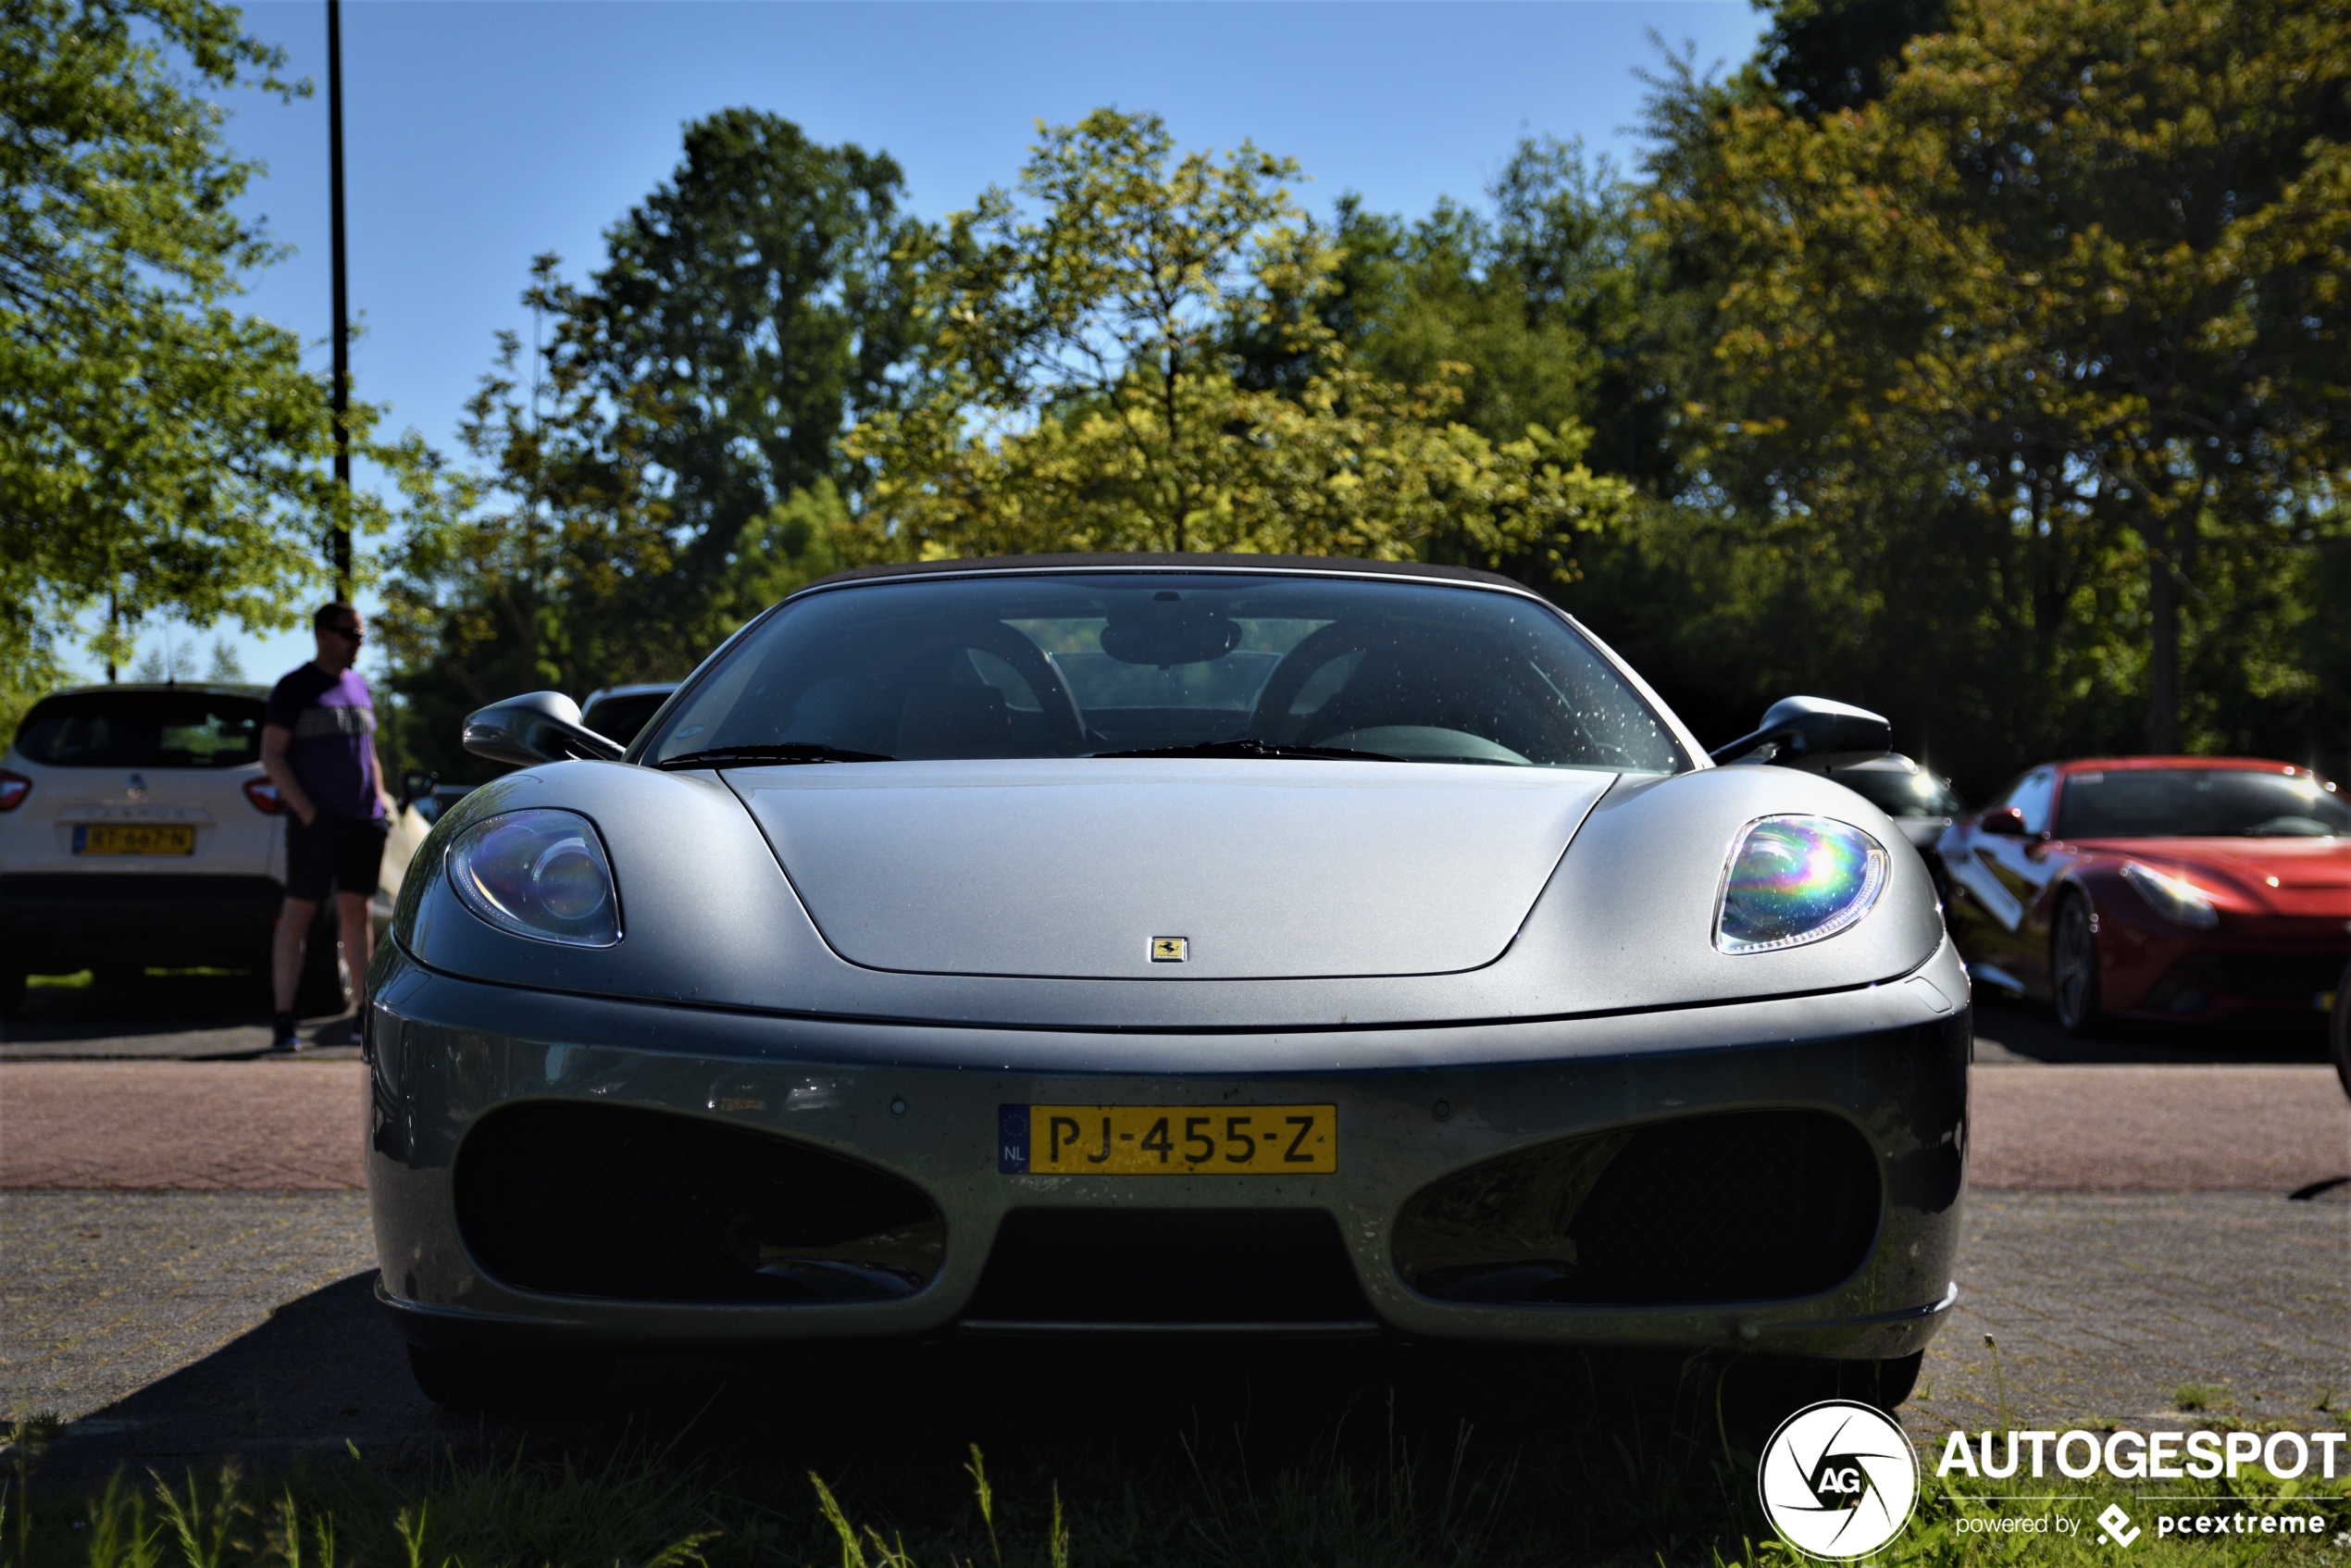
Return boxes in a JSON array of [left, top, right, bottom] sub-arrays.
[[447, 808, 622, 947], [1716, 815, 1888, 953], [2120, 862, 2218, 929]]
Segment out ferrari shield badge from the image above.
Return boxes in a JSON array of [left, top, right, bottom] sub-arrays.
[[1150, 936, 1188, 963]]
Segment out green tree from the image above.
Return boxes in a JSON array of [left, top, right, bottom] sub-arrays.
[[1636, 0, 2350, 775], [379, 260, 675, 782], [381, 112, 915, 775], [552, 109, 918, 627], [1, 0, 404, 685], [847, 109, 1636, 578], [1235, 139, 1658, 479], [1757, 0, 1953, 115]]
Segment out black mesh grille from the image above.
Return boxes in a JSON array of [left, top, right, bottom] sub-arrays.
[[1394, 1109, 1880, 1307], [454, 1101, 943, 1303], [964, 1209, 1374, 1325]]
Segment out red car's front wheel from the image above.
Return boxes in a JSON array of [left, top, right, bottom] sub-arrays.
[[2053, 895, 2104, 1037]]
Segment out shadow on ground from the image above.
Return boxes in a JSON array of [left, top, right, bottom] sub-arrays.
[[0, 971, 359, 1055], [1970, 989, 2332, 1065], [20, 1270, 1885, 1498]]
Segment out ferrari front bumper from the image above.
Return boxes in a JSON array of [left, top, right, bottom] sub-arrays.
[[365, 938, 1972, 1363]]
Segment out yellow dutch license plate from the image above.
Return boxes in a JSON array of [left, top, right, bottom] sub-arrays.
[[999, 1103, 1337, 1175], [73, 823, 196, 855]]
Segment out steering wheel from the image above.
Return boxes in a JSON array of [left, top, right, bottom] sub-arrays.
[[882, 621, 1089, 753], [1245, 621, 1374, 742]]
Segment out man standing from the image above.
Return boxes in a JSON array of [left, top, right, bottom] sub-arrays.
[[262, 603, 395, 1052]]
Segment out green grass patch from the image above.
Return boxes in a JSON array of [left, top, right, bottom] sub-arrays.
[[3, 1414, 2344, 1568], [2175, 1383, 2231, 1413]]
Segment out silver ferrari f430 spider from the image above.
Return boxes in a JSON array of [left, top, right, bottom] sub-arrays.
[[367, 555, 1967, 1408]]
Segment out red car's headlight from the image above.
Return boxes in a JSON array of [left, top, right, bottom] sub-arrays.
[[2120, 863, 2219, 929]]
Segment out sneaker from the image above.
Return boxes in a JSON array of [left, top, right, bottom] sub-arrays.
[[270, 1013, 303, 1053]]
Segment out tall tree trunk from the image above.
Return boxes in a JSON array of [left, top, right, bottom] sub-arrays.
[[2145, 523, 2180, 754]]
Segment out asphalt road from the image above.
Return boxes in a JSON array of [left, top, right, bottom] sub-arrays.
[[3, 978, 2345, 1490]]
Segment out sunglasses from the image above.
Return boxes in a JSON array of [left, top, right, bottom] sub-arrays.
[[324, 624, 365, 642]]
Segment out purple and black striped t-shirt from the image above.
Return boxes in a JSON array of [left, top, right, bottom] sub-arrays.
[[266, 666, 385, 821]]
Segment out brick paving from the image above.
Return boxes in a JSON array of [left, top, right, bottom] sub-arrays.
[[0, 1061, 366, 1189], [1970, 1064, 2350, 1190]]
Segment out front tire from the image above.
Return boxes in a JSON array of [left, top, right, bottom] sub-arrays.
[[404, 1344, 612, 1412], [2051, 894, 2104, 1037]]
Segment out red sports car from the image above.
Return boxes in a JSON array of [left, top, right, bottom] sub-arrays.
[[1939, 756, 2351, 1034]]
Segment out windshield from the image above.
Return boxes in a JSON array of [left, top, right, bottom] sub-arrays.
[[1834, 766, 1966, 819], [14, 691, 265, 768], [2056, 767, 2350, 839], [645, 572, 1686, 774]]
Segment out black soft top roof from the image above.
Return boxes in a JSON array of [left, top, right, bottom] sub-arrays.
[[802, 553, 1530, 595]]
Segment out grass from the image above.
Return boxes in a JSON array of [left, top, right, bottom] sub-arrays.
[[2175, 1383, 2232, 1413], [4, 1405, 2344, 1568], [23, 967, 251, 988]]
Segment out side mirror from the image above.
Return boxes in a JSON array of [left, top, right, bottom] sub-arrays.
[[1978, 805, 2030, 837], [461, 691, 627, 766], [401, 768, 436, 806], [1710, 695, 1893, 767]]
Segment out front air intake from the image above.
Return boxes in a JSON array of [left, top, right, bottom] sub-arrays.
[[454, 1101, 943, 1303], [1393, 1109, 1879, 1307], [963, 1209, 1375, 1326]]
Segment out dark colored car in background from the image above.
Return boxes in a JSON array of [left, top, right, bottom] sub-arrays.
[[1827, 754, 1965, 902], [579, 683, 678, 747], [1939, 756, 2351, 1034]]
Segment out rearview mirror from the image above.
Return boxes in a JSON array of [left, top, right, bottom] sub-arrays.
[[1099, 602, 1244, 666], [400, 768, 436, 806], [462, 691, 627, 766], [1978, 805, 2030, 837], [1709, 695, 1893, 767]]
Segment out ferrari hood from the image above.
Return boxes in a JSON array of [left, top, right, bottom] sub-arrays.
[[728, 758, 1616, 979]]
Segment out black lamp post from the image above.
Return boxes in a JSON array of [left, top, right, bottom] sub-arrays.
[[327, 0, 351, 600]]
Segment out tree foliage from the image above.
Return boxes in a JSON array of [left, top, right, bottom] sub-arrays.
[[1, 0, 404, 684], [1590, 0, 2351, 779], [1757, 0, 1953, 115], [844, 110, 1636, 577], [379, 116, 901, 778]]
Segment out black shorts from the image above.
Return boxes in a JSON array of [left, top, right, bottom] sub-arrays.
[[285, 813, 389, 902]]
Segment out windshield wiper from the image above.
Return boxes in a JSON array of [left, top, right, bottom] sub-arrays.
[[656, 743, 892, 770], [1089, 738, 1404, 764]]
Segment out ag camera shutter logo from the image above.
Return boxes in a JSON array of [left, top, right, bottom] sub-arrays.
[[1759, 1400, 1922, 1560]]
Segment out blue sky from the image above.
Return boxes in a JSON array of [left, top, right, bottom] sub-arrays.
[[118, 0, 1766, 691]]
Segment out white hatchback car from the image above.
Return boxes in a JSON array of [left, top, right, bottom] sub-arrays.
[[0, 683, 425, 1014]]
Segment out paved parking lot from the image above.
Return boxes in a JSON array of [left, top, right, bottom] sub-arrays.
[[3, 987, 2345, 1481]]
